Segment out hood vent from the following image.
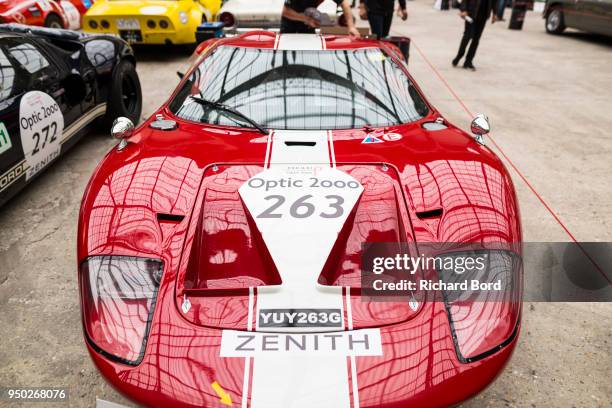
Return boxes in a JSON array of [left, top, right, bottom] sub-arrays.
[[284, 141, 317, 147], [156, 213, 185, 223], [416, 208, 443, 219]]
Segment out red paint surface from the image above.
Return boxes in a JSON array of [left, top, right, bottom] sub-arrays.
[[0, 0, 86, 28], [78, 33, 522, 407]]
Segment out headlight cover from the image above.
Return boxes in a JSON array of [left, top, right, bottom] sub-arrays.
[[80, 256, 163, 365], [436, 250, 521, 362]]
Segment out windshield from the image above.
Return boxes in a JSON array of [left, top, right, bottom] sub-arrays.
[[169, 47, 429, 130]]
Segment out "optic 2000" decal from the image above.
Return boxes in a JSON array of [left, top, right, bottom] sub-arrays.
[[19, 91, 64, 181]]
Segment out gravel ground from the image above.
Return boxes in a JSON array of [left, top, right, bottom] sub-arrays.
[[0, 2, 610, 407]]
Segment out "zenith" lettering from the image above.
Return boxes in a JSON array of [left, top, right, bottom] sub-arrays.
[[220, 329, 383, 357]]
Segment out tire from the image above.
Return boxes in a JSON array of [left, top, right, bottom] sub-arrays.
[[546, 7, 566, 34], [101, 60, 142, 128], [44, 14, 64, 29]]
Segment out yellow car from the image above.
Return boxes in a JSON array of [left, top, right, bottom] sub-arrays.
[[83, 0, 221, 45]]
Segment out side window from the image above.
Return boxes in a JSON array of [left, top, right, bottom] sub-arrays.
[[0, 49, 16, 101], [6, 41, 56, 84], [84, 39, 116, 72]]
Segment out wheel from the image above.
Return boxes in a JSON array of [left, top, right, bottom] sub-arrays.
[[44, 14, 64, 29], [546, 7, 566, 34], [101, 60, 142, 128]]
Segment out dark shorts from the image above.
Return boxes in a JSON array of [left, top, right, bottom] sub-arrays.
[[280, 17, 316, 34]]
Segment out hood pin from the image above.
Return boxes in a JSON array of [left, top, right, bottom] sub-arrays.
[[409, 296, 419, 311], [181, 294, 191, 314], [212, 164, 219, 172], [150, 113, 178, 131], [381, 163, 389, 172]]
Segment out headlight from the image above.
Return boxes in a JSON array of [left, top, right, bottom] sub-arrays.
[[80, 256, 163, 365], [436, 250, 521, 362], [179, 11, 188, 25], [88, 20, 98, 29]]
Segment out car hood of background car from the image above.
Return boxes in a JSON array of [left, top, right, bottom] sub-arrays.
[[78, 114, 521, 332], [86, 0, 185, 16], [0, 0, 39, 14]]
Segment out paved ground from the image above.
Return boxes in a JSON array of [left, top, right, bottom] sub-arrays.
[[0, 2, 611, 407]]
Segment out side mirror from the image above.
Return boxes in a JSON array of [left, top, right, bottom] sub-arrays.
[[111, 117, 134, 151], [470, 113, 490, 145]]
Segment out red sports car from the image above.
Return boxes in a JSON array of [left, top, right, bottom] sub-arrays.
[[78, 32, 522, 407], [0, 0, 88, 29]]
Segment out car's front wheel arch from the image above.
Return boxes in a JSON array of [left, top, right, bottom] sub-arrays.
[[546, 5, 566, 34], [44, 13, 64, 29], [99, 59, 142, 129]]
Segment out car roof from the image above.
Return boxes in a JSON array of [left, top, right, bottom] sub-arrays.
[[0, 24, 85, 41], [217, 31, 388, 52]]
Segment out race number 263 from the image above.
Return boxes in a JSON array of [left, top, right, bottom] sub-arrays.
[[257, 194, 345, 219]]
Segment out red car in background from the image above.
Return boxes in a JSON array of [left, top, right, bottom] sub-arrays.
[[78, 32, 522, 407], [0, 0, 89, 29]]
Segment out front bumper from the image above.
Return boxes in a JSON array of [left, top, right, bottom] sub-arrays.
[[85, 289, 519, 408], [83, 16, 195, 44]]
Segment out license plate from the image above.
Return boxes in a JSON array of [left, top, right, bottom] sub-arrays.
[[116, 18, 139, 30], [119, 30, 142, 43]]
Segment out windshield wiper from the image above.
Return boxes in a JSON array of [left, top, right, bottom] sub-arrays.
[[188, 95, 267, 134]]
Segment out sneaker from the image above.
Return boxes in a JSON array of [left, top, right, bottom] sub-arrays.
[[463, 62, 476, 71]]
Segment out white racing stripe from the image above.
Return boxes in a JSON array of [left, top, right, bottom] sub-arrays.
[[268, 130, 331, 167], [61, 103, 107, 144], [237, 130, 370, 408], [241, 287, 255, 408], [276, 34, 325, 50], [346, 286, 360, 408]]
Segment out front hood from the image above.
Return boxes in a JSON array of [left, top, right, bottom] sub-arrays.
[[0, 0, 33, 14], [86, 0, 182, 16], [79, 120, 520, 331], [177, 161, 422, 331]]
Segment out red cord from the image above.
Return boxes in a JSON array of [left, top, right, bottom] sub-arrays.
[[409, 40, 610, 285]]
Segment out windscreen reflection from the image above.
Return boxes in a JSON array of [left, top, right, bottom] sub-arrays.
[[170, 47, 429, 130]]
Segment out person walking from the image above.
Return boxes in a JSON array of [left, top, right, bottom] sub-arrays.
[[358, 0, 408, 39], [452, 0, 497, 71], [281, 0, 361, 36]]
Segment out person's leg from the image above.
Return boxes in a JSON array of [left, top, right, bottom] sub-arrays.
[[368, 13, 385, 38], [453, 21, 473, 65], [382, 12, 393, 38], [497, 0, 506, 19], [464, 18, 487, 68]]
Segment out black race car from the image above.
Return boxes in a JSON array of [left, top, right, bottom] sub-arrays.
[[0, 24, 141, 207]]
